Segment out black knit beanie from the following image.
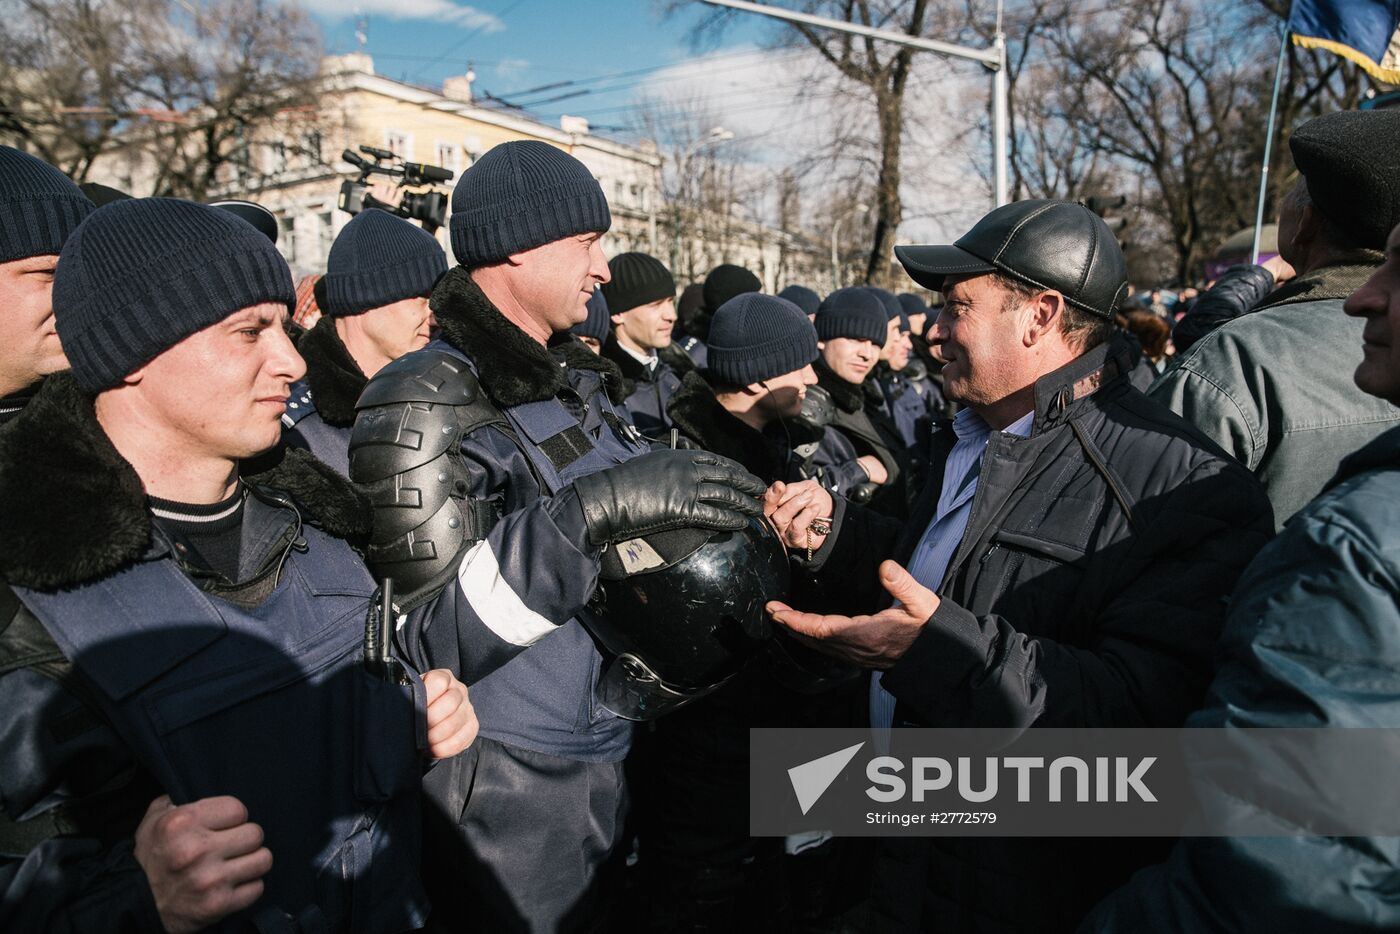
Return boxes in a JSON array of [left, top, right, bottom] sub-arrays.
[[602, 251, 675, 314], [706, 293, 817, 387], [0, 146, 93, 263], [777, 284, 821, 316], [450, 140, 610, 267], [571, 287, 611, 341], [322, 209, 447, 317], [897, 293, 928, 318], [702, 263, 761, 312], [53, 198, 295, 392], [1290, 109, 1400, 251], [815, 287, 888, 345], [867, 286, 909, 332]]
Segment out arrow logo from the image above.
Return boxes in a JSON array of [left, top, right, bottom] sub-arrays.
[[788, 741, 865, 815]]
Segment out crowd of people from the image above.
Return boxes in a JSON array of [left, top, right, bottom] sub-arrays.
[[1, 103, 1399, 934]]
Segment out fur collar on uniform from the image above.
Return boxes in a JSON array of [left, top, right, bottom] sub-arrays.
[[0, 374, 370, 592], [666, 370, 781, 480], [298, 316, 367, 427], [432, 266, 628, 407], [814, 356, 866, 414]]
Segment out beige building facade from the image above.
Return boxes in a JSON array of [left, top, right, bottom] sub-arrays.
[[78, 52, 826, 292]]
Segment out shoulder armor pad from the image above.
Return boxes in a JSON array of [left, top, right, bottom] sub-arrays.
[[355, 349, 481, 409], [348, 349, 505, 606], [348, 351, 505, 484], [280, 381, 317, 428]]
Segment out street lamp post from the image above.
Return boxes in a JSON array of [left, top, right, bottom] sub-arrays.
[[831, 203, 869, 291], [700, 0, 1009, 208], [669, 126, 736, 277]]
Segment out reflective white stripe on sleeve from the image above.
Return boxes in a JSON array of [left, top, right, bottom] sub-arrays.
[[455, 539, 557, 646]]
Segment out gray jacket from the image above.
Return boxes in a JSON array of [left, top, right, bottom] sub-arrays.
[[1081, 424, 1400, 934], [1149, 261, 1400, 528]]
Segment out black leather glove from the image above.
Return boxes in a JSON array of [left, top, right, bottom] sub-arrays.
[[571, 449, 766, 546]]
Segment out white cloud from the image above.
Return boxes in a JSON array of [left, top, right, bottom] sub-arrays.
[[632, 45, 992, 243], [296, 0, 504, 31], [495, 57, 530, 79]]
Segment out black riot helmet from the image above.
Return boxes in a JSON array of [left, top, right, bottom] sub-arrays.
[[585, 515, 790, 720]]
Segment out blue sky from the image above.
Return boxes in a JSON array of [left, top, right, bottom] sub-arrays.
[[307, 0, 772, 135], [300, 0, 992, 241]]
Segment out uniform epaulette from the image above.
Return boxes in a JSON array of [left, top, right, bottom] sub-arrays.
[[281, 381, 317, 428]]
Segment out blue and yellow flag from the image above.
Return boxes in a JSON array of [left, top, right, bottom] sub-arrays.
[[1289, 0, 1400, 82]]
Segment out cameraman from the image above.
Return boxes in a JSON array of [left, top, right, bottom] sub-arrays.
[[282, 209, 447, 475]]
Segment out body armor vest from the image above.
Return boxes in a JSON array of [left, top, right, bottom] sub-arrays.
[[350, 338, 650, 760], [437, 342, 650, 759], [14, 517, 427, 933]]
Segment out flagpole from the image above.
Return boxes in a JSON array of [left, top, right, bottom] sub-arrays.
[[1252, 28, 1290, 265]]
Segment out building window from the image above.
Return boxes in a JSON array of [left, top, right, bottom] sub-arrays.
[[268, 141, 288, 175], [278, 216, 297, 266], [317, 211, 335, 267], [436, 142, 458, 172], [386, 130, 410, 159], [304, 130, 323, 166]]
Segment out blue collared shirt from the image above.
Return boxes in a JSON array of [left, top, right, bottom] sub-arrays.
[[870, 407, 1035, 730]]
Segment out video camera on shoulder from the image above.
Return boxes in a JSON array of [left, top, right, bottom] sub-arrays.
[[338, 145, 454, 232]]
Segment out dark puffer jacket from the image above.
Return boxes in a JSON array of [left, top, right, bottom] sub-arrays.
[[1080, 425, 1400, 934], [806, 334, 1275, 933]]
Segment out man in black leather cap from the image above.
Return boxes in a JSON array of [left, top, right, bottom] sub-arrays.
[[762, 199, 1275, 934]]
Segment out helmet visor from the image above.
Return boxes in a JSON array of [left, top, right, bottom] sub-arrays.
[[596, 652, 731, 721]]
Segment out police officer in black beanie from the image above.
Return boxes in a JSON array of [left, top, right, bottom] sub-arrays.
[[869, 287, 935, 490], [282, 208, 447, 475], [778, 283, 822, 319], [570, 286, 611, 353], [600, 251, 695, 438], [350, 139, 765, 933], [678, 263, 762, 368], [703, 262, 761, 316], [809, 287, 910, 517], [667, 292, 819, 481], [636, 293, 823, 931], [0, 146, 93, 423], [0, 197, 478, 932]]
